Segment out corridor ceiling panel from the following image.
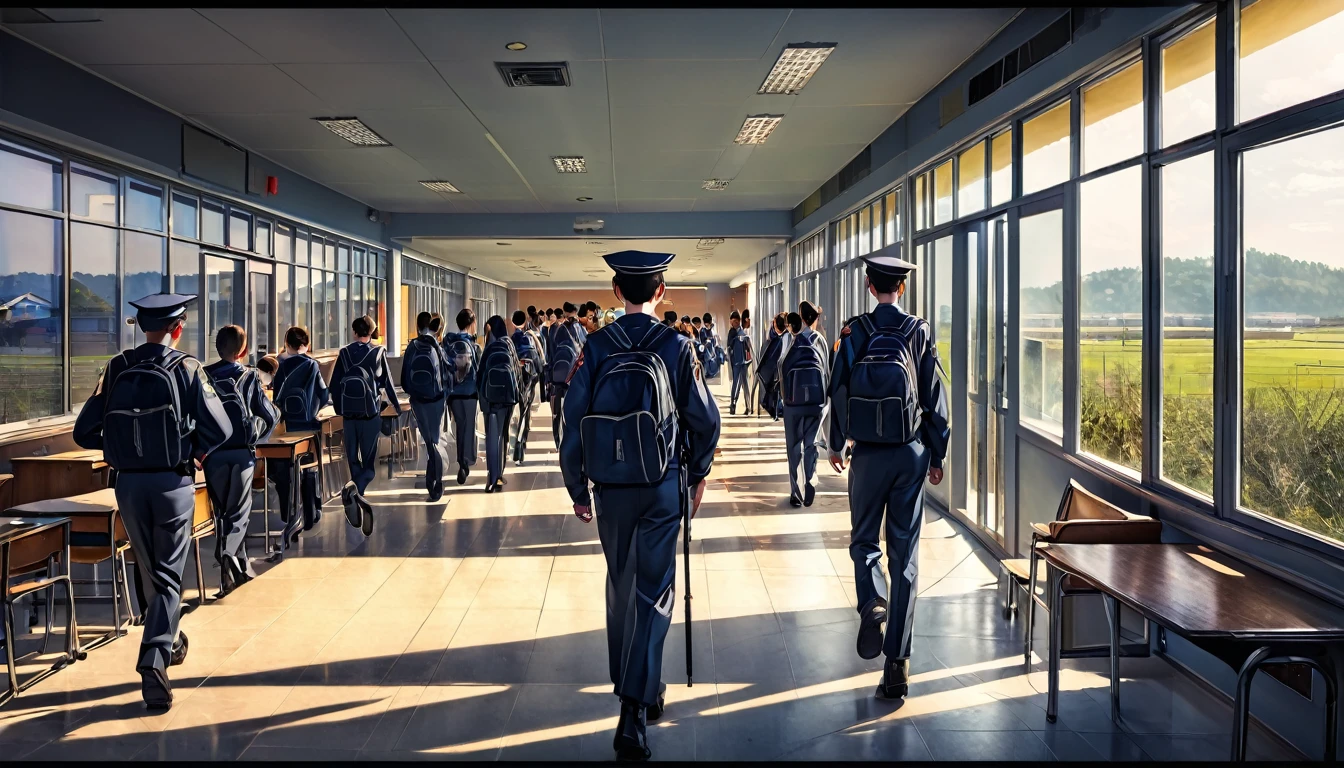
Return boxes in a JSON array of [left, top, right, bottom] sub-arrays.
[[2, 8, 1018, 215]]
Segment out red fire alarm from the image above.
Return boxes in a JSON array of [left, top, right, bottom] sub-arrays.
[[266, 176, 278, 195]]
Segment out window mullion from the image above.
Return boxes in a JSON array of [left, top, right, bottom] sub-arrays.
[[1063, 181, 1080, 455]]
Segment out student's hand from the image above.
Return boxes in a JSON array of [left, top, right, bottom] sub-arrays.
[[691, 479, 707, 518], [828, 451, 847, 474], [573, 503, 593, 523], [928, 466, 944, 485]]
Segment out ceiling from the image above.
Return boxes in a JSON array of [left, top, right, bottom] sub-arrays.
[[405, 237, 783, 285], [3, 8, 1018, 216]]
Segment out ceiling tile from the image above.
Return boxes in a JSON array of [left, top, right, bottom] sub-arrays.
[[197, 9, 423, 63], [733, 143, 868, 182], [356, 110, 517, 183], [2, 9, 266, 65], [599, 9, 791, 60], [453, 182, 538, 201], [431, 59, 608, 112], [278, 62, 468, 112], [606, 59, 769, 107], [764, 105, 910, 151], [91, 64, 331, 115], [477, 199, 548, 213], [471, 108, 612, 182], [189, 112, 355, 152], [618, 180, 708, 199], [615, 199, 698, 213], [614, 150, 723, 182], [610, 104, 742, 154], [263, 148, 430, 185], [389, 9, 604, 61]]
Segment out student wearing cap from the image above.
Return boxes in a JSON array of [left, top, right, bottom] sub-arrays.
[[827, 254, 948, 701], [73, 292, 233, 710], [330, 314, 401, 535], [725, 310, 752, 414], [561, 250, 720, 761]]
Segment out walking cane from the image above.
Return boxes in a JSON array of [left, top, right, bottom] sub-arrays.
[[682, 466, 693, 687]]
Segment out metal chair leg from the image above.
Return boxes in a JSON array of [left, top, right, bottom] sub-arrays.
[[3, 600, 19, 701], [193, 538, 207, 606], [1025, 546, 1039, 667], [110, 554, 124, 636], [1232, 646, 1273, 761], [1045, 567, 1064, 723], [1103, 593, 1121, 721], [40, 556, 56, 657]]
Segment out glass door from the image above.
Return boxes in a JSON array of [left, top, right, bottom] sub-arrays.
[[248, 260, 274, 365], [204, 254, 245, 356], [920, 234, 955, 508]]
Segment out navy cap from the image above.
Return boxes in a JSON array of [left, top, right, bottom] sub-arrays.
[[602, 250, 675, 276], [129, 292, 196, 331], [861, 254, 917, 277]]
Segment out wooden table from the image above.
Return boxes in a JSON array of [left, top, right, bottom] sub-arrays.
[[9, 450, 109, 507], [0, 515, 83, 705], [254, 433, 317, 559], [1040, 542, 1343, 761]]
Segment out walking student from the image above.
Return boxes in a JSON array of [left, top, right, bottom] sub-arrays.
[[402, 311, 452, 502], [331, 314, 401, 535], [203, 325, 280, 595], [756, 313, 788, 420], [726, 310, 752, 414], [73, 293, 233, 710], [477, 315, 520, 493], [561, 250, 720, 761], [443, 309, 481, 485], [827, 255, 948, 701], [269, 326, 329, 542], [780, 304, 830, 507], [511, 309, 545, 464], [548, 302, 585, 448]]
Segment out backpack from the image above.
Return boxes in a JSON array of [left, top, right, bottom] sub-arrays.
[[445, 335, 477, 389], [729, 330, 748, 366], [211, 366, 263, 450], [845, 313, 924, 445], [514, 330, 538, 384], [405, 337, 445, 401], [480, 337, 520, 405], [580, 323, 678, 486], [781, 333, 828, 408], [550, 322, 581, 385], [337, 345, 383, 419], [276, 357, 318, 426], [102, 351, 193, 471]]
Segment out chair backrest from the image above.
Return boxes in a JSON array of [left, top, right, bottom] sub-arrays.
[[7, 525, 63, 580], [1057, 479, 1129, 522], [1047, 479, 1163, 543]]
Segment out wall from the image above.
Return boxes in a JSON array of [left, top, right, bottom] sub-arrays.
[[514, 286, 712, 321]]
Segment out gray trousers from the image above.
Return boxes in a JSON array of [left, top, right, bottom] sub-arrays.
[[410, 398, 448, 490], [848, 440, 930, 661], [783, 408, 822, 501], [730, 363, 750, 408], [203, 449, 257, 580], [449, 397, 478, 469], [483, 402, 512, 485], [115, 471, 195, 672], [345, 417, 382, 495]]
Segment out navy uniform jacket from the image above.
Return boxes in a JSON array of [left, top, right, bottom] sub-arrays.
[[559, 312, 721, 507], [441, 331, 482, 399], [271, 352, 331, 432], [401, 332, 453, 404], [547, 318, 585, 381], [511, 328, 544, 377], [204, 359, 281, 442], [826, 303, 949, 467], [331, 341, 401, 418], [74, 343, 233, 473], [727, 326, 751, 366]]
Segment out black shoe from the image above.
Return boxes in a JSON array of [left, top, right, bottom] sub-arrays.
[[457, 466, 468, 485], [729, 405, 736, 416], [876, 657, 911, 700], [428, 478, 443, 503], [358, 494, 374, 537], [484, 481, 495, 494], [789, 495, 802, 508], [803, 483, 816, 507], [857, 597, 888, 660], [139, 667, 173, 710], [169, 632, 189, 666], [341, 482, 361, 529], [613, 697, 651, 762], [645, 683, 668, 722]]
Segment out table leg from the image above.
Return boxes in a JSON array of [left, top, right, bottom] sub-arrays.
[[1045, 566, 1064, 723], [1103, 593, 1121, 721], [1025, 545, 1039, 667], [1232, 646, 1273, 761]]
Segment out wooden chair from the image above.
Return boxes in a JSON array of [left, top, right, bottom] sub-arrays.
[[2, 520, 82, 704], [998, 479, 1164, 666]]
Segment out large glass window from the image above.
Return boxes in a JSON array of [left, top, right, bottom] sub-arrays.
[[858, 206, 872, 256], [295, 267, 310, 332], [0, 141, 61, 211], [885, 189, 900, 244], [1079, 165, 1143, 471], [1161, 18, 1215, 147], [169, 240, 203, 360], [71, 166, 117, 222], [171, 193, 198, 240], [1241, 125, 1344, 544], [255, 219, 271, 258], [933, 160, 953, 225], [277, 265, 293, 334], [914, 173, 928, 231], [122, 231, 166, 349], [1023, 100, 1071, 195], [274, 223, 292, 263], [125, 179, 164, 232], [1019, 209, 1066, 439], [296, 228, 310, 266], [201, 199, 225, 245], [958, 140, 986, 217], [0, 209, 64, 422], [70, 223, 118, 401], [1082, 59, 1144, 173], [228, 209, 251, 251], [1239, 0, 1344, 124], [1160, 152, 1215, 496], [991, 130, 1013, 207]]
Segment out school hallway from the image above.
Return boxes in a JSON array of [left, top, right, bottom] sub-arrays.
[[0, 379, 1299, 761]]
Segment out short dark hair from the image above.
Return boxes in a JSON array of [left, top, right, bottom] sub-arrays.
[[773, 312, 788, 332], [285, 326, 309, 350], [866, 267, 905, 294], [429, 314, 444, 334], [612, 271, 664, 304], [416, 311, 433, 332], [216, 324, 247, 359], [484, 314, 507, 342], [563, 301, 577, 314], [527, 305, 537, 316], [577, 303, 592, 318], [729, 310, 741, 321], [787, 312, 803, 334], [512, 309, 527, 326], [456, 308, 475, 330], [585, 300, 599, 312], [352, 314, 376, 338], [799, 301, 820, 326], [691, 316, 702, 325], [257, 354, 279, 375], [664, 310, 678, 323], [742, 309, 751, 321], [702, 312, 713, 324], [545, 308, 555, 318]]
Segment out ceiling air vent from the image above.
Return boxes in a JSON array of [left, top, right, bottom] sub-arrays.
[[497, 62, 572, 88], [968, 11, 1073, 107]]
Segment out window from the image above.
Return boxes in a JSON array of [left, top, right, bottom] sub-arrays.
[[125, 179, 164, 232], [70, 223, 118, 401], [885, 189, 899, 245], [255, 219, 271, 257], [123, 231, 166, 349], [1082, 59, 1144, 172], [353, 247, 365, 275], [0, 209, 64, 422], [1240, 125, 1344, 544], [1239, 0, 1344, 124], [277, 265, 293, 333], [171, 193, 198, 239], [325, 240, 336, 271], [296, 267, 310, 332], [1023, 100, 1071, 195], [858, 206, 871, 256], [0, 141, 61, 211], [1161, 18, 1215, 147], [228, 209, 251, 251], [274, 223, 292, 262], [295, 228, 309, 266], [1019, 209, 1066, 438], [991, 130, 1013, 207], [1160, 152, 1214, 496], [169, 240, 203, 360], [958, 140, 986, 216], [1079, 165, 1143, 471], [928, 235, 954, 504], [201, 199, 225, 245], [933, 160, 953, 225], [71, 165, 118, 222], [338, 243, 350, 272], [914, 173, 928, 231]]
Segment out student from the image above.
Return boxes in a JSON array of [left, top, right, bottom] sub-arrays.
[[779, 304, 830, 508], [402, 311, 452, 502], [510, 309, 546, 464], [690, 316, 706, 369], [477, 315, 519, 493], [663, 309, 678, 328], [548, 302, 585, 448], [726, 310, 752, 414], [73, 293, 233, 710], [204, 325, 280, 595], [443, 309, 482, 484], [756, 313, 789, 420], [827, 255, 948, 701], [331, 314, 401, 535], [560, 251, 720, 761], [740, 310, 757, 415], [270, 326, 330, 542]]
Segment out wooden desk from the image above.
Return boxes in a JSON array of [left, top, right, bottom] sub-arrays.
[[254, 433, 317, 558], [9, 450, 109, 507], [0, 515, 83, 705], [1040, 543, 1343, 760]]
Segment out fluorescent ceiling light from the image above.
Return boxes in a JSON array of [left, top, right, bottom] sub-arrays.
[[734, 115, 784, 145], [701, 179, 731, 191], [552, 156, 587, 173], [314, 117, 390, 146], [419, 180, 461, 193], [759, 44, 837, 95]]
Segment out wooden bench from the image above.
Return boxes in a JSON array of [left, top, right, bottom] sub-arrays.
[[1040, 542, 1343, 761]]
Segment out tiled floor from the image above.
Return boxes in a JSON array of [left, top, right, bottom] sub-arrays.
[[1, 381, 1301, 761]]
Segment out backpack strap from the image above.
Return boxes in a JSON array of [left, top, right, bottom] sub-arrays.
[[605, 322, 633, 352], [635, 321, 672, 351]]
